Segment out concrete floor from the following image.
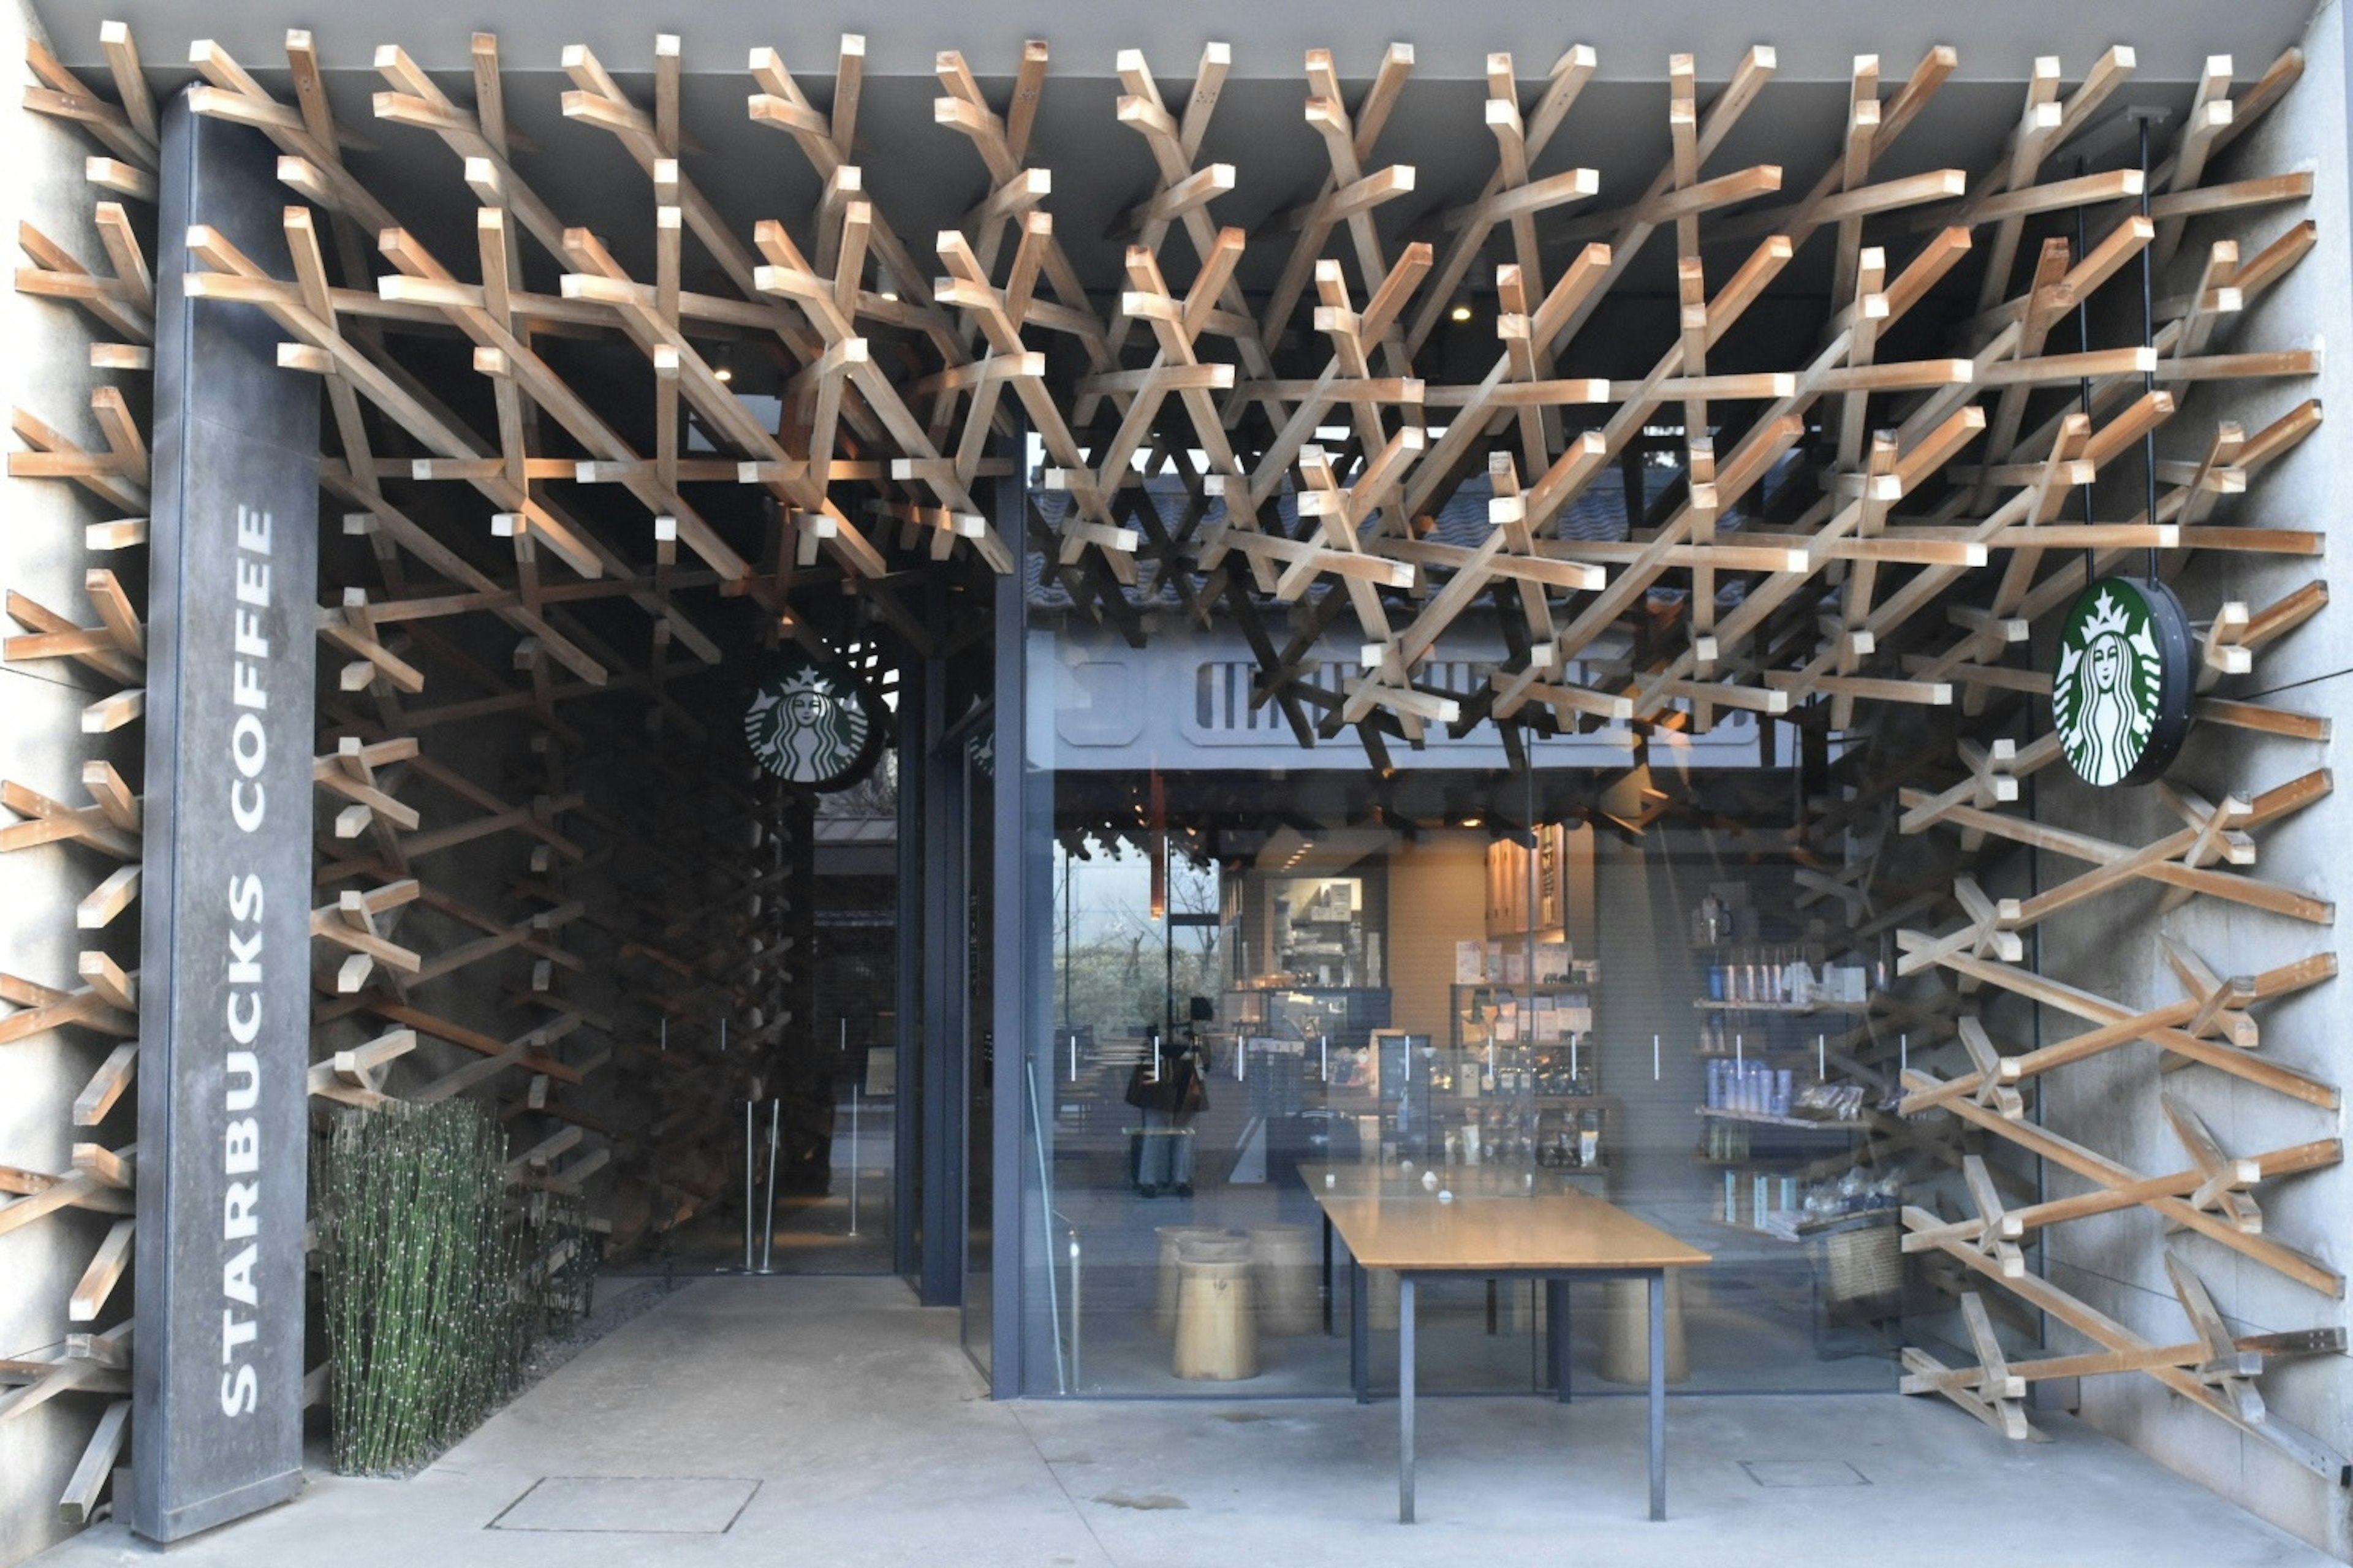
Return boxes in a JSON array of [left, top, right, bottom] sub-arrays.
[[36, 1276, 2333, 1568]]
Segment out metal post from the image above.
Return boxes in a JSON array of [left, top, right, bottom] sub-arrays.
[[741, 1098, 756, 1273], [1351, 1259, 1370, 1404], [1648, 1270, 1667, 1521], [1025, 1061, 1067, 1393], [760, 1099, 780, 1273], [1322, 1211, 1334, 1335], [1068, 1229, 1083, 1390], [847, 1081, 862, 1236], [1550, 1278, 1572, 1403], [1398, 1274, 1417, 1524]]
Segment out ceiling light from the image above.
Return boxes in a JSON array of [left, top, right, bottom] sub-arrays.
[[714, 343, 736, 384], [1449, 301, 1474, 323]]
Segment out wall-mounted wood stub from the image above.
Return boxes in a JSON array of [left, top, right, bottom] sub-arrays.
[[2, 26, 157, 1533]]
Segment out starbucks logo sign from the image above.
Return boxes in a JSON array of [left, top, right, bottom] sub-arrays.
[[745, 653, 883, 790], [2052, 578, 2192, 787]]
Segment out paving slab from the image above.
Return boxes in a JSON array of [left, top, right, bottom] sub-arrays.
[[31, 1275, 2333, 1568]]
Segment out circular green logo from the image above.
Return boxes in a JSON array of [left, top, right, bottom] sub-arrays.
[[2052, 578, 2188, 787], [744, 654, 880, 789]]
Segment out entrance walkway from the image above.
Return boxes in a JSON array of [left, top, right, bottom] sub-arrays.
[[37, 1278, 2328, 1567]]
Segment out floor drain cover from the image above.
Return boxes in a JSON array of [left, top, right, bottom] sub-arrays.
[[1740, 1460, 1869, 1488], [489, 1476, 762, 1532]]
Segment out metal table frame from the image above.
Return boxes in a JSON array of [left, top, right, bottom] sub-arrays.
[[1332, 1241, 1673, 1525]]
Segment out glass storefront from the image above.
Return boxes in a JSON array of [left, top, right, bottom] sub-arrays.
[[1009, 473, 1919, 1398]]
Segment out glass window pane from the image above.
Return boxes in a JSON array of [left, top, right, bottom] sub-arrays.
[[1017, 477, 1914, 1402]]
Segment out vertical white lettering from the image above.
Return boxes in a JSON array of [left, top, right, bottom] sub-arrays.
[[222, 1244, 259, 1306], [231, 713, 267, 777], [224, 1050, 260, 1112], [223, 1181, 259, 1240], [224, 1118, 260, 1173], [220, 507, 276, 1424], [226, 991, 262, 1045]]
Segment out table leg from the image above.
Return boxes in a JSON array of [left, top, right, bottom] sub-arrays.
[[1322, 1211, 1335, 1336], [1648, 1270, 1666, 1522], [1351, 1260, 1370, 1404], [1548, 1278, 1571, 1403], [1399, 1274, 1417, 1524]]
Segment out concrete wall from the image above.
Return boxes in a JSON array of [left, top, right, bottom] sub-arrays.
[[0, 0, 142, 1559], [2037, 2, 2353, 1555]]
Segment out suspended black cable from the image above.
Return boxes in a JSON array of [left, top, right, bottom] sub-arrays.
[[2139, 113, 2161, 584], [2074, 157, 2096, 589]]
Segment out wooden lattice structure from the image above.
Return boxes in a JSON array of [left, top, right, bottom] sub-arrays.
[[1, 23, 155, 1528], [2, 18, 2344, 1537]]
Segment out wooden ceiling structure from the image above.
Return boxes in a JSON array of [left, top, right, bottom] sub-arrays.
[[145, 32, 2327, 757], [2, 15, 2345, 1540]]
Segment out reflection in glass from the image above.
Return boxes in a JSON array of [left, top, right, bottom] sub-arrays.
[[1016, 479, 1917, 1402]]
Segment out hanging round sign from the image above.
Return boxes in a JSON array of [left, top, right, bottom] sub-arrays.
[[743, 653, 884, 790], [2051, 577, 2193, 787]]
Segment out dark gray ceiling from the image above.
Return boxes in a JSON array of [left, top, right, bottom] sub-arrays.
[[31, 0, 2324, 81]]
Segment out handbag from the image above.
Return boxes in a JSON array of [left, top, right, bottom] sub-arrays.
[[1124, 1048, 1209, 1116], [1175, 1058, 1208, 1116], [1124, 1050, 1172, 1111]]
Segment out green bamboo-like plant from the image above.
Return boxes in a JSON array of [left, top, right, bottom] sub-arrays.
[[320, 1102, 550, 1474]]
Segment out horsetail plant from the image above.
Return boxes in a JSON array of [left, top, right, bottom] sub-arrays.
[[320, 1101, 547, 1474]]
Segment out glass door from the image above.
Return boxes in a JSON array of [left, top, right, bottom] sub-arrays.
[[963, 727, 996, 1374]]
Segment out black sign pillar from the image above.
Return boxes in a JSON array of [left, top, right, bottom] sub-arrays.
[[133, 92, 319, 1541]]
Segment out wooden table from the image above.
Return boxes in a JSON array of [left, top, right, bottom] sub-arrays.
[[1302, 1164, 1711, 1524]]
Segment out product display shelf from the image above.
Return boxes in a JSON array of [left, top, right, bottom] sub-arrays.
[[1693, 1150, 1812, 1168], [1694, 1145, 1879, 1181], [1713, 1210, 1895, 1245], [1435, 966, 1612, 1183], [1696, 1106, 1874, 1133], [1447, 983, 1605, 1087], [1704, 1214, 1808, 1244], [1452, 980, 1601, 1026]]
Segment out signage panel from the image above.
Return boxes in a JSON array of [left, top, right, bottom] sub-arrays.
[[133, 93, 320, 1541]]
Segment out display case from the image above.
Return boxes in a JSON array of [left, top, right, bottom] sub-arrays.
[[1421, 975, 1612, 1189], [1222, 985, 1391, 1059], [1218, 985, 1393, 1185]]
